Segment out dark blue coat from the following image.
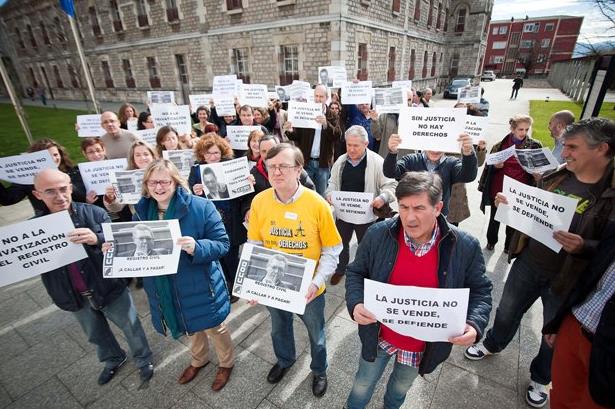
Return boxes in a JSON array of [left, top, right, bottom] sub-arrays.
[[134, 187, 231, 335], [345, 215, 492, 375]]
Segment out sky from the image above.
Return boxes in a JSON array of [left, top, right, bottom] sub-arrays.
[[491, 0, 613, 44]]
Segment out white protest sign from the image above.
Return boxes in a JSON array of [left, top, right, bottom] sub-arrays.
[[267, 91, 279, 100], [287, 81, 313, 102], [464, 115, 490, 144], [102, 220, 182, 278], [78, 158, 127, 195], [364, 279, 469, 342], [485, 144, 516, 165], [287, 101, 323, 130], [331, 191, 376, 224], [213, 75, 238, 97], [150, 104, 192, 135], [198, 157, 254, 200], [274, 86, 290, 102], [214, 96, 236, 116], [240, 84, 268, 108], [318, 66, 347, 88], [0, 150, 57, 185], [392, 80, 413, 90], [374, 88, 406, 114], [76, 114, 105, 137], [226, 126, 260, 151], [397, 107, 466, 153], [147, 90, 175, 105], [109, 169, 145, 205], [233, 244, 316, 314], [495, 176, 578, 252], [0, 211, 88, 288], [189, 94, 213, 112], [162, 149, 196, 180], [134, 128, 159, 146], [126, 118, 138, 132], [341, 81, 373, 105], [514, 148, 560, 174], [457, 86, 481, 104]]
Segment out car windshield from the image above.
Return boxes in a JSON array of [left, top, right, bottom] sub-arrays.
[[452, 80, 468, 86]]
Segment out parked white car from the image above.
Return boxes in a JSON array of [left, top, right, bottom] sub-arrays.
[[481, 71, 496, 81]]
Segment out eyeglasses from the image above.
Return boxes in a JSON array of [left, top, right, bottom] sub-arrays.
[[268, 164, 297, 174], [204, 151, 221, 157], [146, 179, 173, 187], [38, 185, 70, 198]]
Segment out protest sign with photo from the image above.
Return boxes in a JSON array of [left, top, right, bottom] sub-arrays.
[[0, 211, 88, 288], [109, 169, 145, 205], [397, 107, 466, 153], [364, 279, 469, 342], [373, 87, 406, 114], [331, 191, 376, 224], [341, 81, 373, 105], [198, 157, 254, 200], [274, 85, 290, 102], [150, 104, 192, 135], [485, 144, 516, 165], [189, 94, 213, 112], [134, 128, 159, 146], [515, 148, 560, 174], [233, 244, 316, 314], [76, 114, 105, 137], [287, 101, 323, 130], [162, 149, 196, 179], [457, 86, 481, 104], [287, 81, 313, 102], [147, 90, 175, 105], [0, 150, 57, 185], [102, 220, 181, 278], [464, 115, 490, 144], [78, 158, 127, 195], [495, 176, 578, 252], [226, 125, 261, 151], [317, 66, 347, 88], [240, 84, 268, 108]]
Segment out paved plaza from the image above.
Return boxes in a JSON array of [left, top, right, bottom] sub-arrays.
[[0, 79, 572, 408]]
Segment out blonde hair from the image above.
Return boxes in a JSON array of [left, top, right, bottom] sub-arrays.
[[127, 141, 158, 170], [141, 159, 189, 197], [509, 114, 533, 129]]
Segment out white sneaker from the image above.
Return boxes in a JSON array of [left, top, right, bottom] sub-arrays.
[[464, 342, 494, 360], [526, 380, 549, 407]]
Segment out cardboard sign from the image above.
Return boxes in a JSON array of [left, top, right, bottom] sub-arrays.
[[0, 150, 57, 185]]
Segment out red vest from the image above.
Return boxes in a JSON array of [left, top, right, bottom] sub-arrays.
[[380, 228, 439, 352]]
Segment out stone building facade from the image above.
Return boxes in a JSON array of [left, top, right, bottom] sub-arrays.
[[0, 0, 492, 105]]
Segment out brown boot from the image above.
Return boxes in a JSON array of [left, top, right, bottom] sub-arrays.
[[211, 366, 233, 391], [178, 364, 205, 384], [330, 272, 344, 286]]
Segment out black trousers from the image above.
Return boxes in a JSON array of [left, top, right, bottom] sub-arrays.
[[486, 202, 514, 250], [335, 218, 374, 275]]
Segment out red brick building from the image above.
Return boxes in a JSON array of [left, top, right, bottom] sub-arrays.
[[484, 15, 583, 76]]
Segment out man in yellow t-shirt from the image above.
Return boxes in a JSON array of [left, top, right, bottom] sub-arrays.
[[248, 143, 342, 398]]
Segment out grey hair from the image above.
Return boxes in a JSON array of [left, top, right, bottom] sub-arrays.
[[395, 171, 443, 206], [345, 125, 369, 142], [563, 118, 615, 157]]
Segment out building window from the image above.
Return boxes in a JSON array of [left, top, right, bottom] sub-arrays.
[[110, 0, 124, 32], [88, 7, 102, 37], [175, 54, 189, 84], [455, 8, 466, 33], [523, 23, 539, 33], [166, 0, 180, 22], [279, 45, 299, 85], [449, 52, 459, 77], [40, 22, 51, 45], [227, 0, 242, 10], [387, 47, 396, 82], [520, 40, 534, 48], [537, 54, 546, 63], [408, 49, 415, 80], [492, 27, 498, 35], [431, 52, 437, 76], [392, 0, 401, 13], [427, 0, 434, 26], [493, 56, 504, 63], [15, 28, 25, 49], [68, 64, 80, 88], [147, 57, 161, 88], [101, 61, 114, 88], [357, 43, 368, 81], [492, 41, 506, 49], [28, 67, 38, 87], [541, 38, 551, 48], [54, 17, 66, 43], [122, 59, 135, 88], [499, 26, 507, 35], [443, 7, 449, 31], [421, 50, 428, 78], [545, 23, 554, 31], [52, 65, 63, 88], [26, 24, 37, 48], [436, 2, 442, 29], [414, 0, 421, 21], [135, 0, 150, 27], [231, 48, 250, 83]]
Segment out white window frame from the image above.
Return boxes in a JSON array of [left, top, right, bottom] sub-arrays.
[[541, 38, 550, 48], [499, 26, 507, 35], [492, 41, 506, 49]]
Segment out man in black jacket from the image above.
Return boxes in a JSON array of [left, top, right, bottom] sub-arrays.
[[33, 168, 154, 385]]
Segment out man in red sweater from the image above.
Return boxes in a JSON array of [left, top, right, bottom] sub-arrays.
[[345, 171, 492, 409]]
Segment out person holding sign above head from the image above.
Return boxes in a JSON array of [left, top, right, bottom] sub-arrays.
[[341, 88, 379, 152], [465, 118, 615, 408], [99, 111, 139, 159], [344, 171, 492, 409], [478, 114, 542, 253], [129, 159, 235, 390], [325, 125, 397, 286], [33, 168, 154, 386], [247, 143, 342, 397], [383, 132, 478, 217]]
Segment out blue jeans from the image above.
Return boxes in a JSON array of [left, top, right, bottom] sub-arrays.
[[73, 288, 153, 369], [267, 292, 327, 376], [482, 253, 562, 384], [346, 347, 419, 409], [305, 159, 330, 197]]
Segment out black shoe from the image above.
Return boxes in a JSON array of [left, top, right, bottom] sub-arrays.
[[230, 295, 240, 304], [98, 356, 127, 385], [486, 243, 495, 251], [267, 363, 290, 384], [139, 363, 154, 382], [312, 374, 327, 397]]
